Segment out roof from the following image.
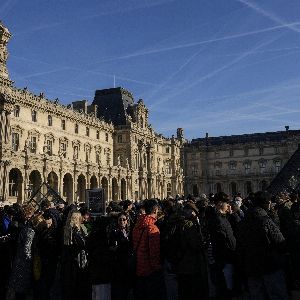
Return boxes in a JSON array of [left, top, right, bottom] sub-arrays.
[[189, 130, 300, 147]]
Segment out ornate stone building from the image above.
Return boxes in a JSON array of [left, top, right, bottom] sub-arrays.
[[0, 22, 184, 204], [184, 129, 300, 197]]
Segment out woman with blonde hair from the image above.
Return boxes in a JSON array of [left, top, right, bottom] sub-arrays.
[[61, 210, 89, 300]]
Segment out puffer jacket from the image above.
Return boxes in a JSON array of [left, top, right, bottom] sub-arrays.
[[132, 214, 161, 277], [237, 207, 286, 277]]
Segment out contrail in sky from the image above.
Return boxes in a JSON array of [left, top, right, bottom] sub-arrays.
[[94, 21, 300, 63], [236, 0, 300, 34], [150, 35, 281, 109]]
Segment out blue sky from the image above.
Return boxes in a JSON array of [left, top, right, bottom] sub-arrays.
[[2, 0, 300, 139]]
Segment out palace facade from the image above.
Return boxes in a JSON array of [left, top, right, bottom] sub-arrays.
[[184, 129, 300, 197], [0, 23, 184, 204]]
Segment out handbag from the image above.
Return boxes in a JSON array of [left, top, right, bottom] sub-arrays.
[[128, 228, 146, 275]]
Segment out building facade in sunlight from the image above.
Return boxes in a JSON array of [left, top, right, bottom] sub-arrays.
[[184, 130, 300, 197], [0, 23, 184, 204]]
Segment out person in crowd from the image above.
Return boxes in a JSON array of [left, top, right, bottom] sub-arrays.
[[34, 210, 60, 300], [122, 200, 136, 227], [176, 201, 208, 300], [7, 205, 46, 300], [286, 201, 300, 290], [228, 201, 243, 236], [0, 206, 16, 299], [109, 212, 132, 300], [88, 216, 113, 300], [207, 192, 236, 300], [41, 199, 62, 230], [237, 191, 289, 300], [132, 199, 165, 300], [80, 206, 92, 235], [61, 210, 90, 300], [160, 200, 183, 300]]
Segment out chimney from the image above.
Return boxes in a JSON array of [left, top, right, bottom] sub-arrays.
[[285, 126, 289, 131]]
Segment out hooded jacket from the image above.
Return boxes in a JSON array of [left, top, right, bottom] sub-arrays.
[[132, 214, 161, 277]]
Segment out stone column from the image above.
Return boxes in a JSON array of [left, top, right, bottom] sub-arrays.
[[108, 175, 112, 201]]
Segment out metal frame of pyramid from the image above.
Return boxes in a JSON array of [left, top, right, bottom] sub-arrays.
[[26, 182, 67, 210], [267, 144, 300, 195]]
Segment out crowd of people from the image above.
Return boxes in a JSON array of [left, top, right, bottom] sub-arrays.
[[0, 190, 299, 300]]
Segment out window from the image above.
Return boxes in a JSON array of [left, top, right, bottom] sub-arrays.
[[244, 148, 249, 156], [96, 153, 100, 164], [62, 120, 66, 130], [14, 106, 20, 117], [86, 127, 89, 137], [105, 133, 109, 142], [48, 115, 52, 126], [73, 146, 79, 159], [165, 161, 171, 174], [166, 147, 170, 154], [259, 160, 266, 174], [30, 136, 37, 154], [12, 133, 19, 151], [259, 147, 264, 156], [96, 130, 100, 139], [117, 135, 122, 143], [191, 164, 198, 175], [275, 161, 281, 173], [31, 110, 37, 122], [229, 161, 236, 170], [215, 151, 219, 158], [244, 162, 251, 174], [60, 143, 67, 158], [46, 140, 53, 156], [75, 124, 79, 134], [229, 149, 234, 157]]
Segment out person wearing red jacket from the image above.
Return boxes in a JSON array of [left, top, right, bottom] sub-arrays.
[[132, 199, 165, 300]]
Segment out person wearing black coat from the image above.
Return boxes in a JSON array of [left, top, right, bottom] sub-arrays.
[[87, 216, 113, 300], [207, 192, 236, 300], [237, 191, 289, 300], [108, 212, 132, 300], [286, 202, 300, 289]]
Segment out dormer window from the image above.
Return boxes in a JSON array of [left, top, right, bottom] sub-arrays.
[[48, 115, 52, 126], [75, 124, 79, 134], [14, 105, 20, 117]]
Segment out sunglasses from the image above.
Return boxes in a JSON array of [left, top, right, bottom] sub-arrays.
[[119, 218, 127, 221]]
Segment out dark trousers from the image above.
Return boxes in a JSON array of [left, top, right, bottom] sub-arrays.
[[134, 271, 165, 300], [178, 273, 209, 300]]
